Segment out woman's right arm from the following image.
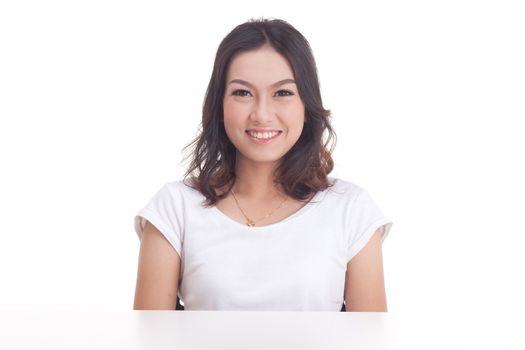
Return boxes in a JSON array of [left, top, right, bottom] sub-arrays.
[[133, 220, 181, 310]]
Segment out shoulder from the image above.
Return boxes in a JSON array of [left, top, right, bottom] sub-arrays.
[[309, 177, 371, 215], [323, 176, 366, 200], [157, 179, 211, 210], [142, 179, 200, 210], [157, 178, 201, 197]]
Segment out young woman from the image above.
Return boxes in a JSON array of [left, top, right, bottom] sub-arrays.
[[133, 18, 393, 312]]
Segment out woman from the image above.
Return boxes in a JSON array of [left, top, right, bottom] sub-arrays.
[[133, 18, 393, 311]]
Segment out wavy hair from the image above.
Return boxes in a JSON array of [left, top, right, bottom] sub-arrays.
[[181, 17, 337, 207]]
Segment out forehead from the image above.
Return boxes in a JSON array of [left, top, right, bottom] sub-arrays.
[[226, 46, 294, 84]]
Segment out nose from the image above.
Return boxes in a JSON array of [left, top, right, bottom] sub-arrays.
[[250, 95, 275, 124]]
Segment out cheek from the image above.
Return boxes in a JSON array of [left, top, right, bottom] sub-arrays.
[[280, 99, 304, 114], [279, 102, 305, 126], [223, 101, 247, 137], [223, 98, 233, 113], [223, 100, 249, 121]]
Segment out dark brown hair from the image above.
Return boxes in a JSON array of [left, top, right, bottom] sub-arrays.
[[181, 17, 337, 207]]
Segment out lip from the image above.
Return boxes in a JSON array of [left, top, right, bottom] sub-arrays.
[[246, 128, 283, 132], [245, 130, 282, 144]]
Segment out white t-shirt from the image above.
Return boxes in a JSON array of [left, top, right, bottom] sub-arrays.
[[134, 177, 393, 311]]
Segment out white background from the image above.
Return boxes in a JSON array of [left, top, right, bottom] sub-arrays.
[[0, 0, 523, 316]]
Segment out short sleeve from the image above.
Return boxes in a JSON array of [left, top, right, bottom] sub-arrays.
[[133, 183, 184, 258], [346, 188, 393, 263]]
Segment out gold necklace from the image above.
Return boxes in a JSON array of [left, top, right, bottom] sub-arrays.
[[230, 189, 288, 227]]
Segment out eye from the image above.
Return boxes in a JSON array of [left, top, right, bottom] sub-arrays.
[[232, 89, 252, 97], [231, 89, 294, 97], [275, 90, 294, 97]]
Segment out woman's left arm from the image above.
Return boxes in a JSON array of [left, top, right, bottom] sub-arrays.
[[344, 227, 388, 312]]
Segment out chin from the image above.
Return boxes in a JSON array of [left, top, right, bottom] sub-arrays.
[[238, 151, 286, 165]]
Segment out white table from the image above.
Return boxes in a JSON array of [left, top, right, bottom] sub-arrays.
[[0, 310, 523, 349]]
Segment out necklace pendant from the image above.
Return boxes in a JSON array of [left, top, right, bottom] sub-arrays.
[[247, 221, 255, 227]]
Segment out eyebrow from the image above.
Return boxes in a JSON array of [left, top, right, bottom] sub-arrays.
[[228, 78, 296, 89]]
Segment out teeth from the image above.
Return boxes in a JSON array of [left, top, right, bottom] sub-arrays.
[[248, 131, 280, 139]]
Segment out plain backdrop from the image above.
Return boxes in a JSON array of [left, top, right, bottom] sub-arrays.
[[0, 0, 523, 317]]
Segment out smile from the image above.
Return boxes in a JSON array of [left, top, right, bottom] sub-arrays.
[[245, 130, 282, 144]]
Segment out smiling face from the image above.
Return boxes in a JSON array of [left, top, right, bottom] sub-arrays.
[[222, 45, 305, 168]]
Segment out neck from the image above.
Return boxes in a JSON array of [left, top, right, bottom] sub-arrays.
[[232, 156, 284, 200]]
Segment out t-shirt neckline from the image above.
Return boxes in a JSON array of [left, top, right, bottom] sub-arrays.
[[210, 187, 327, 231]]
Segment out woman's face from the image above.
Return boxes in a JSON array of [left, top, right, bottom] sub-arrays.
[[223, 45, 305, 167]]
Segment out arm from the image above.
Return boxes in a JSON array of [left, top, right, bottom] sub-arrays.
[[133, 220, 181, 310], [344, 227, 388, 312]]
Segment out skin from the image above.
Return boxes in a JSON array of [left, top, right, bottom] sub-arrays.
[[133, 45, 388, 311], [222, 44, 305, 201], [214, 44, 311, 225], [345, 228, 388, 311], [134, 221, 180, 310]]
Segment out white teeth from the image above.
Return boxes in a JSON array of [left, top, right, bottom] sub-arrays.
[[248, 131, 280, 139]]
